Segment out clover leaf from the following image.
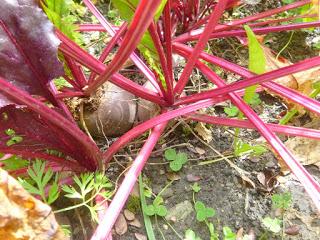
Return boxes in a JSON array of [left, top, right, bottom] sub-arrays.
[[195, 201, 215, 222], [164, 149, 188, 172]]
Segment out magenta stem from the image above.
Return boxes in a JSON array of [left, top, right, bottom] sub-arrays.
[[188, 114, 320, 140], [92, 122, 167, 239], [174, 0, 228, 95]]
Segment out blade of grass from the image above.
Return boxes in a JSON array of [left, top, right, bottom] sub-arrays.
[[139, 175, 156, 240]]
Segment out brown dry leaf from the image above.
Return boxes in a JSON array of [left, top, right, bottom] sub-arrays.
[[195, 147, 206, 155], [263, 46, 320, 113], [284, 137, 320, 169], [0, 168, 67, 240], [129, 218, 142, 228], [124, 209, 135, 221], [194, 122, 213, 143], [115, 213, 128, 235], [166, 172, 181, 181], [134, 233, 147, 240]]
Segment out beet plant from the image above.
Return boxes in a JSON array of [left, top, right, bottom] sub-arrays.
[[1, 0, 320, 239]]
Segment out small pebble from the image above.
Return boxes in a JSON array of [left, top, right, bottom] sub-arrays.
[[285, 225, 300, 236], [186, 174, 201, 182]]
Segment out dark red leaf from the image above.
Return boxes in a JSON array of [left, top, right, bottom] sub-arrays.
[[0, 0, 64, 106], [0, 105, 100, 171]]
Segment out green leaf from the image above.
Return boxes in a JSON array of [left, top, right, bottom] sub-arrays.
[[206, 207, 216, 218], [164, 149, 176, 161], [223, 227, 237, 240], [196, 210, 207, 222], [248, 93, 262, 106], [145, 204, 156, 216], [2, 155, 29, 171], [244, 25, 266, 74], [185, 229, 202, 240], [5, 128, 15, 136], [6, 135, 23, 146], [176, 152, 188, 164], [153, 196, 164, 206], [169, 161, 182, 172], [224, 106, 239, 117], [262, 217, 282, 233], [243, 25, 266, 105], [156, 205, 167, 217], [195, 201, 205, 212], [272, 192, 292, 210], [19, 178, 41, 195], [192, 183, 201, 193], [48, 182, 60, 205], [252, 145, 267, 156]]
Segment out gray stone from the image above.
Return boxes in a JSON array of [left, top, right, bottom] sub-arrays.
[[165, 200, 193, 222]]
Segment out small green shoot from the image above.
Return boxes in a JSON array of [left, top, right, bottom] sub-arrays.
[[185, 229, 202, 240], [223, 226, 237, 240], [195, 201, 215, 222], [272, 192, 292, 210], [5, 128, 23, 146], [192, 182, 201, 193], [56, 172, 113, 222], [235, 140, 267, 157], [261, 192, 292, 237], [164, 148, 188, 172], [19, 159, 60, 205], [145, 196, 168, 217], [224, 106, 239, 117]]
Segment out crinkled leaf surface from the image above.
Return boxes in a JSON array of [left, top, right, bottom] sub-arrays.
[[0, 105, 100, 170], [0, 0, 64, 107]]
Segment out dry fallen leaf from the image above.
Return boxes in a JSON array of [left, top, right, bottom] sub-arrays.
[[263, 46, 320, 114], [134, 233, 147, 240], [115, 213, 128, 235], [124, 209, 135, 221], [194, 122, 213, 143], [284, 137, 320, 169], [0, 168, 66, 240], [129, 218, 142, 228]]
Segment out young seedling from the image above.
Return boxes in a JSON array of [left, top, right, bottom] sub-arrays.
[[164, 148, 188, 172], [19, 159, 60, 205], [5, 128, 23, 147], [194, 201, 216, 222], [224, 105, 239, 117], [185, 229, 202, 240], [261, 192, 292, 238], [234, 140, 267, 157], [223, 226, 237, 240], [56, 172, 113, 222], [145, 196, 168, 217]]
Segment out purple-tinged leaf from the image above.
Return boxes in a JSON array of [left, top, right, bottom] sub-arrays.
[[0, 105, 99, 171], [0, 0, 64, 106]]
